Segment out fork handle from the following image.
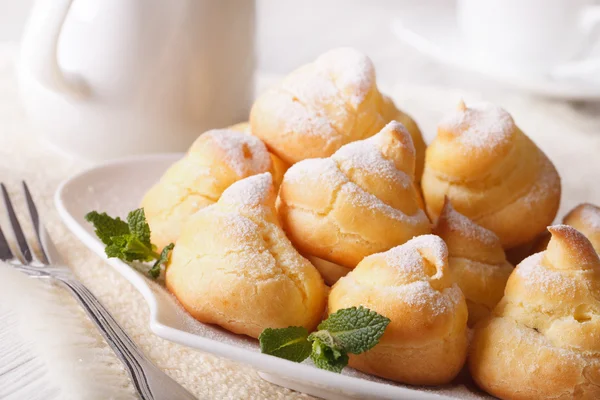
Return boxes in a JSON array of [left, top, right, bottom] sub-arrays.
[[56, 278, 197, 400]]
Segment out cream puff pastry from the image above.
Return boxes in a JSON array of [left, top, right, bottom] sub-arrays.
[[508, 203, 600, 264], [564, 203, 600, 253], [278, 121, 431, 270], [470, 225, 600, 400], [250, 47, 425, 180], [141, 129, 284, 248], [305, 256, 351, 286], [329, 235, 469, 385], [422, 101, 561, 249], [228, 121, 251, 133], [166, 173, 327, 338], [433, 198, 513, 327], [229, 121, 289, 181]]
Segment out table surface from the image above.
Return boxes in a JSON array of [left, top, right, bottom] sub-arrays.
[[1, 1, 600, 399]]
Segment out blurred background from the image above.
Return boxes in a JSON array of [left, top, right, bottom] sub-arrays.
[[0, 0, 533, 93], [2, 0, 600, 158]]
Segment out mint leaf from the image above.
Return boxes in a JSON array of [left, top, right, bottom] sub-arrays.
[[122, 236, 156, 261], [310, 337, 348, 373], [259, 327, 311, 362], [257, 307, 389, 374], [105, 235, 128, 258], [149, 243, 174, 279], [85, 211, 129, 246], [127, 208, 152, 248], [307, 329, 341, 350], [317, 306, 390, 354], [86, 208, 173, 279]]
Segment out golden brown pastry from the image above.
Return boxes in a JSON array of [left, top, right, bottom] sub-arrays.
[[141, 129, 284, 248], [507, 203, 600, 264], [278, 121, 431, 271], [422, 101, 561, 249], [304, 255, 351, 286], [504, 239, 545, 266], [382, 95, 426, 181], [470, 225, 600, 400], [329, 235, 469, 385], [228, 121, 251, 133], [166, 173, 327, 338], [433, 198, 513, 327], [229, 121, 289, 181], [250, 47, 425, 180], [564, 203, 600, 253]]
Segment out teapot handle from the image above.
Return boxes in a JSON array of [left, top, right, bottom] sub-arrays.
[[19, 0, 89, 98]]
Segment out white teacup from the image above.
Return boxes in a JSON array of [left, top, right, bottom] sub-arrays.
[[457, 0, 600, 73]]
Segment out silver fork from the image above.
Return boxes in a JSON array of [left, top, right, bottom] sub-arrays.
[[0, 182, 197, 400]]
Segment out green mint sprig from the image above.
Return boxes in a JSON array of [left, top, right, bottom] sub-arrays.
[[259, 326, 312, 362], [258, 306, 390, 373], [85, 208, 174, 279]]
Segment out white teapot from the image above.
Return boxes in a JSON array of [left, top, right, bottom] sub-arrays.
[[18, 0, 255, 160]]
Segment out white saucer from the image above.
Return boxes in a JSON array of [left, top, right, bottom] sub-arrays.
[[391, 9, 600, 100]]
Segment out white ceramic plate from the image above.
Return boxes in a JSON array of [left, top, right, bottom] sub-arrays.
[[55, 153, 489, 400]]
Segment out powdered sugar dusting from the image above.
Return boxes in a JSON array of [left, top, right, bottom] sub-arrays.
[[315, 47, 375, 108], [573, 204, 600, 230], [219, 173, 273, 210], [371, 121, 416, 158], [256, 48, 375, 149], [284, 158, 347, 187], [439, 201, 499, 247], [204, 129, 271, 176], [391, 281, 462, 315], [516, 252, 578, 296], [266, 90, 338, 140], [282, 131, 428, 234], [218, 212, 259, 243], [350, 235, 462, 316], [341, 184, 427, 225], [282, 66, 347, 115], [334, 140, 412, 189], [439, 102, 514, 149], [546, 224, 600, 270], [383, 235, 448, 278]]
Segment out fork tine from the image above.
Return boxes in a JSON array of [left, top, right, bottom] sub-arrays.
[[0, 225, 13, 260], [22, 182, 50, 265], [1, 183, 32, 263]]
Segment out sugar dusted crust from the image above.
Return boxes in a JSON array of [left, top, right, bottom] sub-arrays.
[[249, 47, 426, 178], [141, 129, 279, 249], [422, 101, 561, 248], [329, 235, 469, 385], [437, 102, 514, 151], [433, 199, 513, 327], [470, 226, 600, 399], [563, 203, 600, 253], [278, 122, 431, 269], [203, 129, 271, 177], [166, 174, 328, 339]]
